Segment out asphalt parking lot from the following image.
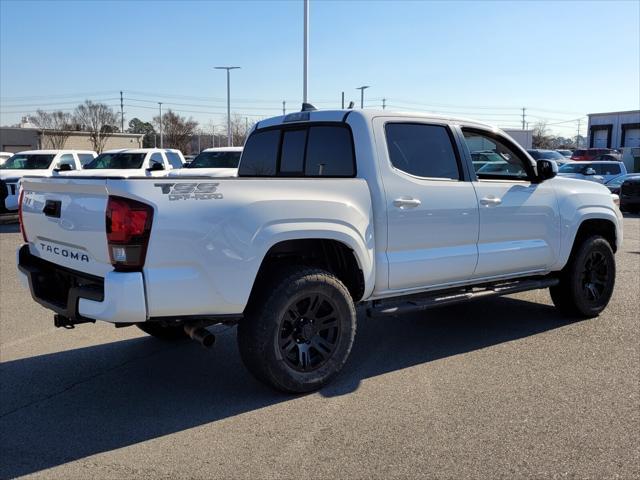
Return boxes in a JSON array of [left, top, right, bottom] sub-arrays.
[[1, 216, 638, 479]]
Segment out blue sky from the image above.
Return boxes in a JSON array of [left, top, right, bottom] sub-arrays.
[[1, 0, 639, 137]]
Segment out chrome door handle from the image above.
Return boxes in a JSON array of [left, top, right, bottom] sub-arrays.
[[393, 197, 421, 209], [480, 196, 502, 206]]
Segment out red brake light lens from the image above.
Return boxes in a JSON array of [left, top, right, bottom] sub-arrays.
[[18, 188, 28, 242], [106, 196, 153, 270]]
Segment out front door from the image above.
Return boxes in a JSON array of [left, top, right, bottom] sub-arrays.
[[459, 128, 561, 278], [375, 119, 480, 291]]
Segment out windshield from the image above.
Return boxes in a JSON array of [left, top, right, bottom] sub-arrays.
[[559, 163, 590, 174], [528, 150, 564, 160], [0, 154, 56, 170], [471, 152, 504, 163], [187, 151, 241, 169], [84, 152, 146, 169]]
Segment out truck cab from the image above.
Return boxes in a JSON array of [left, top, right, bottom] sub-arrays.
[[72, 148, 185, 177]]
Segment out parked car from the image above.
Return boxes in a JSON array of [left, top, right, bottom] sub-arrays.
[[571, 148, 614, 161], [17, 109, 622, 393], [71, 148, 185, 177], [592, 153, 623, 162], [0, 149, 96, 211], [527, 149, 572, 167], [558, 161, 627, 183], [605, 173, 640, 194], [470, 151, 505, 171], [0, 152, 14, 165], [619, 177, 640, 213], [168, 147, 242, 177], [556, 149, 573, 158]]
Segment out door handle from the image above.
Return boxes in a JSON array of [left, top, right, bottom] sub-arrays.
[[393, 197, 421, 209], [480, 196, 502, 206]]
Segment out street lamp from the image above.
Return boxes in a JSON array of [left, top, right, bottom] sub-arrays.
[[356, 86, 370, 109], [215, 66, 241, 146]]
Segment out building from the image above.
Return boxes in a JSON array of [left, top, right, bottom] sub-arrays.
[[503, 129, 533, 149], [0, 127, 144, 153], [587, 110, 640, 149]]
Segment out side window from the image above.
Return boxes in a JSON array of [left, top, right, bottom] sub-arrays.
[[462, 129, 531, 181], [305, 126, 355, 177], [165, 151, 183, 169], [150, 152, 164, 166], [601, 163, 621, 175], [57, 153, 76, 170], [238, 129, 280, 176], [385, 123, 460, 180], [77, 153, 95, 166]]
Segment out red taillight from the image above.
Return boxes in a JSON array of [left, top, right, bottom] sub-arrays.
[[106, 196, 153, 270], [18, 188, 27, 242]]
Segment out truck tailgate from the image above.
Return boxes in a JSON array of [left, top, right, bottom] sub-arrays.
[[21, 176, 112, 277]]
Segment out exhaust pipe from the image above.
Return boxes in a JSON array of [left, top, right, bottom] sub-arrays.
[[184, 324, 215, 348]]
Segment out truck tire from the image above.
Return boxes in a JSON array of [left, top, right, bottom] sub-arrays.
[[238, 267, 357, 393], [137, 322, 187, 340], [550, 235, 615, 318]]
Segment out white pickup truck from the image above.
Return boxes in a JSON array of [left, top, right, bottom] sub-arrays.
[[17, 109, 622, 393], [167, 147, 242, 178]]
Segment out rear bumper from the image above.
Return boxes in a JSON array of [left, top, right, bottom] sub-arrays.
[[17, 245, 147, 323]]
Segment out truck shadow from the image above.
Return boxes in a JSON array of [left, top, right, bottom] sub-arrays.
[[0, 296, 577, 478]]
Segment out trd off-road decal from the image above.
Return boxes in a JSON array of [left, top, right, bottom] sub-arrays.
[[153, 182, 223, 201]]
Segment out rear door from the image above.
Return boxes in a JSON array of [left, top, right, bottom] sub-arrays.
[[459, 127, 561, 278], [21, 177, 112, 277], [374, 118, 479, 291]]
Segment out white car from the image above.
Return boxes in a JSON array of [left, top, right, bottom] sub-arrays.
[[168, 147, 242, 177], [69, 148, 185, 177], [18, 108, 622, 393], [0, 152, 14, 166], [0, 149, 96, 211]]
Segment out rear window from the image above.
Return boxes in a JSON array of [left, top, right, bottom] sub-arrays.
[[187, 151, 242, 169], [238, 124, 355, 177]]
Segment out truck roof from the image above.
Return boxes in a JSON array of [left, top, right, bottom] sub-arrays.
[[14, 149, 96, 155], [256, 108, 496, 130], [201, 147, 243, 153]]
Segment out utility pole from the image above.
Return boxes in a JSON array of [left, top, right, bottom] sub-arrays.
[[303, 0, 309, 104], [341, 91, 345, 109], [245, 117, 249, 141], [120, 91, 124, 132], [282, 101, 286, 115], [382, 98, 386, 110], [198, 132, 201, 152], [356, 86, 370, 109], [215, 66, 241, 147], [212, 125, 215, 148], [521, 107, 526, 130], [158, 102, 163, 148]]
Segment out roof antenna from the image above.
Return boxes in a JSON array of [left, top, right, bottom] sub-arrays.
[[347, 101, 355, 109], [301, 102, 317, 112]]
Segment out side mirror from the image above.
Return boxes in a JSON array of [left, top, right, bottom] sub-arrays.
[[536, 159, 557, 181], [55, 163, 73, 172], [584, 167, 596, 175], [147, 162, 164, 171]]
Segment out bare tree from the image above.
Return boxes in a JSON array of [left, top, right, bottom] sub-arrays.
[[153, 109, 198, 152], [31, 110, 73, 149], [225, 113, 256, 146], [74, 101, 118, 152], [532, 121, 555, 149]]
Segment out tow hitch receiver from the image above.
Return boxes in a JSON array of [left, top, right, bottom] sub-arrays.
[[54, 313, 95, 329]]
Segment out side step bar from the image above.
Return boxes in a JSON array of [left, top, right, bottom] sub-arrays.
[[367, 277, 559, 318]]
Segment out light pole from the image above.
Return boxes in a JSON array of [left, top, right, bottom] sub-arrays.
[[303, 0, 309, 104], [356, 86, 370, 109], [215, 66, 240, 146], [158, 102, 163, 148]]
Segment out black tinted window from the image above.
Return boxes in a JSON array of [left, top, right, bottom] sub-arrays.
[[238, 124, 355, 177], [305, 126, 354, 177], [463, 129, 530, 180], [84, 153, 146, 169], [280, 129, 306, 173], [386, 123, 460, 180], [238, 129, 280, 176], [77, 153, 95, 166], [600, 163, 621, 175]]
